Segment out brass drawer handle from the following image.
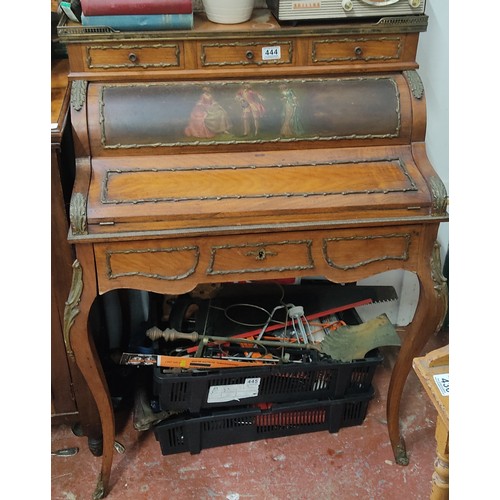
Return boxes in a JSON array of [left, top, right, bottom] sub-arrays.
[[128, 52, 138, 63], [354, 46, 363, 57], [245, 50, 254, 60]]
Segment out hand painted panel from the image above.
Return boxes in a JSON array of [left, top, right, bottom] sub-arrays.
[[98, 77, 401, 149]]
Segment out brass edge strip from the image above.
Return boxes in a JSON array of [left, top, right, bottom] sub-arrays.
[[68, 215, 447, 243]]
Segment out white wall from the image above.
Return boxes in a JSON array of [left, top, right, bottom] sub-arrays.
[[416, 0, 449, 264], [358, 2, 449, 326]]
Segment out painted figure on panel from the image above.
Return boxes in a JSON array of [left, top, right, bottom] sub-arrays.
[[184, 86, 232, 138], [235, 84, 266, 136], [279, 84, 304, 137]]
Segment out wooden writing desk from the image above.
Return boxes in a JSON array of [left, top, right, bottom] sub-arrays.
[[57, 10, 448, 498]]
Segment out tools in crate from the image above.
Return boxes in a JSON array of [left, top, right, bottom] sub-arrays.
[[120, 281, 401, 368], [145, 312, 400, 364]]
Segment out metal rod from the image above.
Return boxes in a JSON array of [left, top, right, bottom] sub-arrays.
[[146, 326, 318, 351]]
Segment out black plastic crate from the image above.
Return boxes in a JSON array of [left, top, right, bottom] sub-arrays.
[[154, 389, 374, 455], [153, 352, 382, 413]]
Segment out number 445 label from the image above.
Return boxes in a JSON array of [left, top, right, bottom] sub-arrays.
[[207, 377, 261, 403], [262, 46, 281, 61]]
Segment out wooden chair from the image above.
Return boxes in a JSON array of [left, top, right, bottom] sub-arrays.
[[413, 344, 449, 499]]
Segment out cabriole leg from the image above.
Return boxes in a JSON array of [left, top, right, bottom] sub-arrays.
[[64, 251, 116, 499], [387, 241, 447, 464]]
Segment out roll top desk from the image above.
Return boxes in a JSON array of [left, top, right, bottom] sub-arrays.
[[58, 9, 448, 498]]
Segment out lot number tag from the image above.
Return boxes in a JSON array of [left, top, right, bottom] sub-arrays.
[[262, 46, 281, 60], [433, 373, 449, 396], [207, 377, 261, 403]]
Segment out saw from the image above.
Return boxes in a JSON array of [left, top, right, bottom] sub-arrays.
[[168, 281, 398, 337], [319, 313, 401, 362]]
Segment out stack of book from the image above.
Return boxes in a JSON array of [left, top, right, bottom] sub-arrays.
[[80, 0, 194, 31]]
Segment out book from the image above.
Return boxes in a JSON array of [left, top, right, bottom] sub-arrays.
[[80, 0, 193, 16], [81, 13, 194, 31]]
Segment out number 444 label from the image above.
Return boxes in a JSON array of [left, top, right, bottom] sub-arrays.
[[262, 46, 281, 61]]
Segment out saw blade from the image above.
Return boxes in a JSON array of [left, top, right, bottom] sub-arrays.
[[170, 281, 398, 338], [319, 313, 401, 362]]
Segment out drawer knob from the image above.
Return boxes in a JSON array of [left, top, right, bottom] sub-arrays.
[[354, 46, 363, 57], [245, 50, 254, 60], [342, 0, 353, 11], [128, 52, 138, 63]]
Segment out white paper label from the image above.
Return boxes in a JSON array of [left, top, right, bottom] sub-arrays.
[[262, 47, 281, 61], [207, 377, 261, 403], [433, 373, 449, 396]]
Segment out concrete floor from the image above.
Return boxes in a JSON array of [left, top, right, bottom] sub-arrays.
[[51, 329, 448, 500]]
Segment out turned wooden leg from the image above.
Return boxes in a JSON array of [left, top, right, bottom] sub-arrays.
[[64, 250, 116, 499], [387, 241, 447, 465], [431, 415, 449, 499]]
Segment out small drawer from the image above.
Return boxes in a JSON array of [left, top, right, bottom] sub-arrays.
[[207, 239, 314, 276], [322, 232, 412, 271], [85, 42, 182, 70], [311, 35, 403, 65], [199, 40, 294, 68], [95, 242, 200, 289]]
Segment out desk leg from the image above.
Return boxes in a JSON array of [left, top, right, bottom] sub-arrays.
[[64, 252, 115, 499], [387, 240, 447, 465]]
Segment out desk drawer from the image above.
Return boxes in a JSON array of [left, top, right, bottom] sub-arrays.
[[311, 35, 404, 66], [96, 243, 200, 285], [199, 39, 294, 68], [94, 235, 315, 294], [207, 239, 314, 276], [85, 42, 183, 71]]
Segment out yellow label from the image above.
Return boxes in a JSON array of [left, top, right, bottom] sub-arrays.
[[292, 1, 322, 10]]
